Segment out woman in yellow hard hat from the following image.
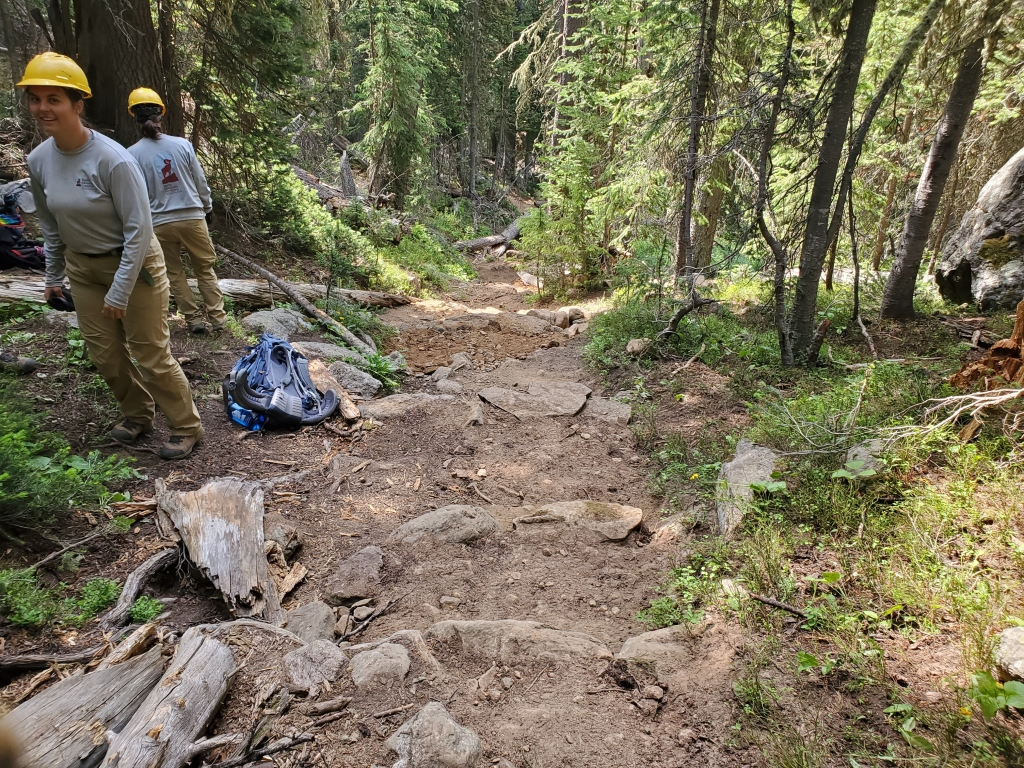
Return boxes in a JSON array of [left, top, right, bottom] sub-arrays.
[[127, 87, 227, 335], [19, 53, 203, 460]]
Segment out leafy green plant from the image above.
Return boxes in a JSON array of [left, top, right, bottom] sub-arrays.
[[358, 352, 402, 393], [883, 703, 935, 751], [0, 571, 120, 627], [796, 651, 837, 676], [831, 458, 877, 481], [130, 595, 164, 624], [66, 578, 120, 623], [66, 328, 90, 367], [968, 671, 1024, 720]]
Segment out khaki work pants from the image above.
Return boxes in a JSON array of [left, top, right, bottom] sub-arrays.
[[154, 218, 227, 326], [65, 241, 202, 437]]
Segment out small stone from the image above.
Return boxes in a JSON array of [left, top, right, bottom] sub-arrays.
[[588, 599, 597, 607], [996, 627, 1024, 681], [514, 670, 523, 679], [385, 702, 481, 768], [677, 728, 696, 746], [488, 689, 502, 702], [436, 379, 465, 394], [284, 640, 349, 697], [642, 685, 665, 701], [283, 601, 336, 644], [450, 351, 474, 371], [625, 338, 651, 356], [542, 548, 552, 557], [349, 643, 410, 688], [581, 433, 591, 440], [431, 366, 452, 382], [476, 468, 487, 477], [611, 607, 620, 616], [636, 699, 659, 716], [353, 605, 374, 621], [440, 596, 462, 612], [510, 572, 522, 580], [501, 676, 514, 689]]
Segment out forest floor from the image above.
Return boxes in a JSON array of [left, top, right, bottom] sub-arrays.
[[1, 252, 1022, 766]]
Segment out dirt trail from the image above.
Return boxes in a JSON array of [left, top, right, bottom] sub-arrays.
[[2, 259, 752, 767]]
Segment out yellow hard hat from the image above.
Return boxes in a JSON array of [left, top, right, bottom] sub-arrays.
[[17, 52, 91, 97], [128, 87, 165, 115]]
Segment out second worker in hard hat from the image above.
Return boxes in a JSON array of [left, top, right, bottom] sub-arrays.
[[126, 88, 227, 334], [19, 54, 203, 459]]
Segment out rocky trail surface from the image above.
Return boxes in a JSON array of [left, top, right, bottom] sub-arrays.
[[2, 258, 752, 768]]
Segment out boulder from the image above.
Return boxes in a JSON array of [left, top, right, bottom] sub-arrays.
[[385, 702, 481, 768], [324, 545, 385, 606], [716, 439, 780, 534], [437, 379, 465, 394], [936, 145, 1024, 310], [284, 640, 348, 697], [291, 341, 366, 366], [626, 338, 651, 356], [389, 505, 499, 545], [552, 310, 570, 329], [844, 438, 886, 478], [559, 306, 586, 323], [241, 308, 312, 340], [283, 601, 336, 644], [649, 513, 687, 547], [450, 352, 474, 371], [497, 314, 552, 336], [426, 619, 612, 662], [584, 397, 631, 425], [531, 500, 642, 541], [442, 314, 499, 331], [349, 642, 411, 688], [328, 361, 382, 399], [359, 393, 456, 420], [346, 629, 443, 676], [478, 380, 591, 419], [996, 627, 1024, 682], [431, 366, 452, 382], [264, 513, 303, 560], [526, 308, 556, 324]]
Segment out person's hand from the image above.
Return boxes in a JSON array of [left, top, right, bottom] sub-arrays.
[[101, 303, 126, 320], [205, 211, 213, 226], [44, 286, 63, 301]]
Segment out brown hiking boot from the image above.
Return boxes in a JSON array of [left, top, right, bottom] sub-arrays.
[[159, 428, 203, 460], [109, 418, 150, 444], [188, 321, 210, 335]]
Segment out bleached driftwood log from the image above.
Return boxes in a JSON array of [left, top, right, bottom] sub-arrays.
[[0, 273, 408, 309], [155, 477, 283, 622], [1, 647, 163, 768], [102, 627, 240, 768], [96, 622, 160, 672]]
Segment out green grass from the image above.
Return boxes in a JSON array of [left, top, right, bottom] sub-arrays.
[[0, 570, 120, 627], [130, 595, 164, 624]]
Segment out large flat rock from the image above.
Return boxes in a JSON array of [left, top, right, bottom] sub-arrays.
[[328, 361, 382, 399], [359, 393, 456, 420], [388, 505, 499, 545], [531, 500, 643, 541], [478, 380, 591, 419], [426, 619, 612, 662], [584, 396, 632, 425], [240, 309, 311, 340]]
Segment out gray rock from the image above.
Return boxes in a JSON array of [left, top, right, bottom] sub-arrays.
[[440, 596, 461, 612], [386, 351, 408, 371], [350, 642, 411, 688], [264, 513, 303, 560], [241, 308, 311, 340], [324, 545, 385, 606], [442, 314, 499, 331], [626, 338, 651, 356], [385, 702, 481, 768], [559, 306, 586, 323], [426, 619, 612, 663], [345, 629, 443, 676], [359, 393, 456, 420], [389, 505, 499, 545], [478, 380, 591, 419], [552, 310, 570, 329], [450, 352, 474, 371], [517, 271, 541, 288], [996, 627, 1024, 681], [291, 341, 366, 366], [936, 145, 1024, 310], [532, 500, 643, 541], [283, 601, 336, 644], [585, 397, 632, 425], [716, 439, 780, 534], [526, 308, 556, 323], [328, 361, 382, 399], [431, 366, 452, 382], [498, 314, 552, 336], [284, 640, 348, 697], [844, 438, 886, 477], [436, 379, 464, 394], [353, 605, 374, 621]]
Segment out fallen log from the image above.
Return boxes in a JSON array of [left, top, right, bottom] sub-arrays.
[[0, 646, 104, 674], [96, 622, 159, 671], [214, 246, 375, 357], [155, 477, 283, 622], [103, 627, 239, 768], [100, 548, 179, 631], [0, 272, 408, 309], [2, 647, 163, 768], [454, 217, 522, 252]]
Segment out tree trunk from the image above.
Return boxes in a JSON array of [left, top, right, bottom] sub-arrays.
[[692, 153, 728, 270], [755, 0, 797, 366], [158, 0, 184, 137], [871, 175, 897, 270], [926, 156, 960, 274], [674, 0, 721, 278], [789, 0, 877, 358], [73, 0, 164, 146], [881, 35, 992, 318], [824, 238, 838, 292]]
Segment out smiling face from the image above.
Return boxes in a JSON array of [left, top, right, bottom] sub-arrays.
[[26, 85, 83, 140]]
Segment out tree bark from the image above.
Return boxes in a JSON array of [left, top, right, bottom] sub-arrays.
[[789, 0, 877, 358], [692, 154, 728, 271], [881, 30, 995, 318], [926, 156, 960, 274], [871, 111, 916, 270], [755, 0, 797, 366], [674, 0, 721, 278], [158, 0, 184, 138]]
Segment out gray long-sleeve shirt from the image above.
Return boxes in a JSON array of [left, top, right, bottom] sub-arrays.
[[128, 135, 213, 226], [27, 131, 154, 310]]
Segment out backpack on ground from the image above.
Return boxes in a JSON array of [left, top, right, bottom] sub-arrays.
[[222, 334, 338, 430], [0, 191, 44, 272]]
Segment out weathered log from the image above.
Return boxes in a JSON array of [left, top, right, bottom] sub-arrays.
[[96, 622, 160, 672], [307, 359, 361, 420], [155, 477, 282, 622], [100, 548, 179, 631], [1, 647, 163, 768], [214, 246, 375, 357], [0, 272, 408, 309], [454, 218, 522, 252], [103, 627, 237, 768], [0, 647, 104, 674]]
